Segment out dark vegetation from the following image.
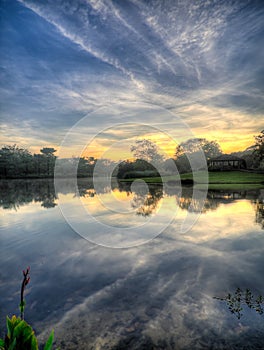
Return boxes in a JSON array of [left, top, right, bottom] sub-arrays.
[[0, 267, 58, 350], [116, 159, 160, 179], [0, 145, 98, 179], [0, 130, 263, 179], [214, 288, 263, 320], [0, 146, 57, 179]]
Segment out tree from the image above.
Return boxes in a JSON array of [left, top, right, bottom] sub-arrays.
[[174, 153, 192, 174], [0, 145, 33, 178], [116, 160, 134, 179], [77, 157, 97, 177], [131, 139, 164, 165], [175, 138, 222, 161], [174, 138, 222, 173], [40, 147, 57, 176], [0, 145, 59, 178], [202, 140, 222, 160], [163, 158, 177, 174], [40, 147, 57, 158], [253, 130, 264, 166]]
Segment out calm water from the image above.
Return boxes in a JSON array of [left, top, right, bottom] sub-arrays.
[[0, 179, 264, 349]]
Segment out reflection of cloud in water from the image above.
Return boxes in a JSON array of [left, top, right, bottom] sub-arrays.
[[1, 180, 264, 348], [178, 200, 261, 243], [38, 238, 264, 349]]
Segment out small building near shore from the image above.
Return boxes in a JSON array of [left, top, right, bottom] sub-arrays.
[[208, 154, 246, 171]]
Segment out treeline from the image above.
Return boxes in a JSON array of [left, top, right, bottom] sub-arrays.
[[117, 159, 160, 179], [0, 145, 57, 178], [115, 133, 264, 179], [1, 131, 263, 179], [117, 138, 222, 179], [0, 145, 100, 179]]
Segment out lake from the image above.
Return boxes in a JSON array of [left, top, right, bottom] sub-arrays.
[[0, 179, 264, 349]]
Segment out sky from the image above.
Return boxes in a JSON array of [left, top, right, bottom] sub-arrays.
[[0, 0, 264, 159]]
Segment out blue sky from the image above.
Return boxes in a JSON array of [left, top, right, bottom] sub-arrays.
[[0, 0, 263, 157]]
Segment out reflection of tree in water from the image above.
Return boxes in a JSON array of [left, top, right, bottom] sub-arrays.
[[207, 190, 248, 200], [131, 187, 163, 217], [252, 190, 264, 229], [0, 180, 57, 210], [82, 189, 96, 198], [214, 288, 264, 319], [77, 186, 95, 198], [117, 181, 163, 217], [174, 188, 220, 213], [78, 185, 112, 198], [3, 177, 263, 228], [175, 189, 264, 214], [118, 184, 264, 218], [41, 198, 57, 208], [176, 196, 220, 213], [116, 181, 132, 193], [254, 200, 264, 229]]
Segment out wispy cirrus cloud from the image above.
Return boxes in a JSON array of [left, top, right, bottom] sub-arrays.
[[1, 0, 263, 155]]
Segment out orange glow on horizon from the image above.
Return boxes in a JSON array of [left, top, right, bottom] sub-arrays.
[[80, 132, 255, 160], [10, 130, 255, 161]]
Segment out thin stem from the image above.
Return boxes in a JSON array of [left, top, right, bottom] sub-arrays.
[[20, 267, 30, 320]]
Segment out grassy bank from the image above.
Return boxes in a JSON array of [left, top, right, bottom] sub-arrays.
[[120, 171, 264, 188], [206, 171, 263, 184]]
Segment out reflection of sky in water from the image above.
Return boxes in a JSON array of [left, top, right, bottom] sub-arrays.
[[181, 200, 258, 242], [0, 182, 264, 349]]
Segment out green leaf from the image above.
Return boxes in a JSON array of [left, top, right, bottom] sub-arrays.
[[44, 330, 54, 350], [0, 338, 5, 349], [6, 316, 17, 337], [24, 328, 36, 344], [23, 327, 35, 344], [13, 319, 35, 345], [6, 316, 12, 337], [13, 320, 27, 338], [31, 334, 38, 350], [9, 337, 17, 350]]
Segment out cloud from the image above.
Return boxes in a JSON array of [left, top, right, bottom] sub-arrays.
[[17, 0, 148, 91], [1, 0, 263, 155]]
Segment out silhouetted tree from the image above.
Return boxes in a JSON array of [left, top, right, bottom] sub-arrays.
[[131, 139, 164, 165], [0, 145, 60, 178], [253, 130, 264, 168], [116, 160, 134, 179], [77, 157, 96, 177], [175, 138, 222, 160], [0, 145, 33, 178], [175, 138, 222, 173], [116, 159, 160, 179], [40, 147, 57, 176]]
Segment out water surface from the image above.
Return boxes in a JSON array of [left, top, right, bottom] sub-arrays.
[[0, 179, 264, 349]]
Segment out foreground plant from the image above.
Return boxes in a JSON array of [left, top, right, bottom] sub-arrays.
[[214, 288, 264, 319], [0, 267, 58, 350]]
